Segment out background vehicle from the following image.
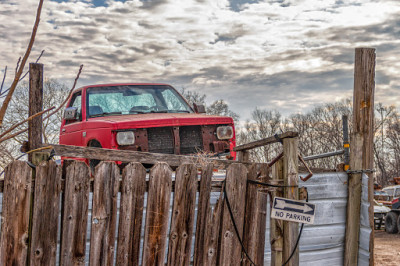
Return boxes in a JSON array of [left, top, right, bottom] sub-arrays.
[[60, 83, 236, 169], [374, 200, 391, 230], [384, 196, 400, 234], [382, 185, 400, 202]]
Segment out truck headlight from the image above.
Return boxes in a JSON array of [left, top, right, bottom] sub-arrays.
[[216, 126, 233, 140], [116, 131, 135, 146]]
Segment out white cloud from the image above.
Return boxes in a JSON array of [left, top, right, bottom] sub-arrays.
[[1, 0, 400, 121]]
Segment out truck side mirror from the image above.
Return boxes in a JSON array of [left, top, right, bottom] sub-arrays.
[[193, 103, 206, 114], [64, 107, 78, 121]]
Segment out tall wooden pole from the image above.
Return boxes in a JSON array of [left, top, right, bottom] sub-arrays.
[[344, 48, 375, 266], [28, 63, 43, 162], [271, 158, 284, 266], [283, 137, 299, 266]]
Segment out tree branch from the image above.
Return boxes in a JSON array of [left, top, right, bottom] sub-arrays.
[[43, 64, 83, 121], [0, 127, 28, 144], [0, 66, 7, 94], [0, 106, 54, 143], [0, 0, 44, 128]]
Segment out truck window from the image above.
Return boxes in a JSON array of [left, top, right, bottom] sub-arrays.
[[395, 188, 400, 197], [86, 85, 192, 117], [384, 188, 394, 198], [161, 89, 189, 111]]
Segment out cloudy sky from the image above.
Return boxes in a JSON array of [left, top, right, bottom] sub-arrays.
[[1, 0, 400, 120]]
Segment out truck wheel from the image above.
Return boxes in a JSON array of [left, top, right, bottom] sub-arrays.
[[397, 212, 400, 234], [385, 211, 399, 234]]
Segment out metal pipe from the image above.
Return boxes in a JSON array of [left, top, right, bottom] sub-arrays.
[[303, 150, 344, 161]]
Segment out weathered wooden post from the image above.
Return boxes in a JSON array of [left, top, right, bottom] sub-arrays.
[[28, 63, 44, 162], [282, 137, 299, 266], [270, 158, 284, 266], [344, 48, 375, 266]]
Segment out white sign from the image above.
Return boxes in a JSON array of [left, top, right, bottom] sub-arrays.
[[271, 197, 316, 224]]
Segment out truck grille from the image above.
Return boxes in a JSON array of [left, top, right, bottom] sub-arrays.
[[148, 127, 174, 154], [147, 126, 204, 155], [180, 126, 203, 154]]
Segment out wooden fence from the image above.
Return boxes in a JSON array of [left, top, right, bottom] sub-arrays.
[[0, 159, 269, 266]]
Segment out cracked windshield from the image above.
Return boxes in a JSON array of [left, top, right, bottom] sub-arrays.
[[87, 85, 193, 117]]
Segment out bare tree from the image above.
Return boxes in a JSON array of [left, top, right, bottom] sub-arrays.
[[237, 108, 283, 162], [180, 88, 206, 106], [0, 79, 70, 171], [206, 99, 239, 122]]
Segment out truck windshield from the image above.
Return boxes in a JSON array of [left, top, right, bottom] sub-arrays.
[[87, 85, 193, 117]]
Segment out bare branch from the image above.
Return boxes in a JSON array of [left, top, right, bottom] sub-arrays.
[[0, 51, 45, 99], [43, 64, 83, 121], [0, 127, 28, 144], [0, 0, 44, 128], [15, 57, 21, 74], [0, 66, 7, 94], [0, 106, 54, 143], [19, 50, 45, 81]]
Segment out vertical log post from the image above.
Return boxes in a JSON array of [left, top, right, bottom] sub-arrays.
[[0, 161, 32, 265], [237, 150, 250, 162], [344, 48, 375, 266], [242, 163, 269, 265], [270, 158, 284, 266], [28, 63, 43, 162], [219, 164, 248, 266], [193, 164, 213, 266], [282, 137, 299, 266]]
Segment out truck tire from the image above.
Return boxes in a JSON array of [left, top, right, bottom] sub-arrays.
[[385, 211, 399, 234], [397, 212, 400, 234]]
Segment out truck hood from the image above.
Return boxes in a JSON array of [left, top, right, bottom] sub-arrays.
[[86, 113, 234, 130]]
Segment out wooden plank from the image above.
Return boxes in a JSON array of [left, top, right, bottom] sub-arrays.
[[233, 131, 298, 152], [28, 63, 43, 162], [270, 158, 284, 266], [51, 144, 255, 170], [89, 162, 120, 266], [142, 162, 172, 265], [242, 163, 269, 265], [219, 163, 248, 266], [344, 48, 375, 266], [116, 162, 146, 266], [237, 150, 250, 162], [167, 164, 198, 266], [283, 137, 299, 266], [30, 161, 61, 265], [0, 161, 32, 265], [60, 161, 90, 266], [193, 164, 213, 266], [204, 192, 224, 266]]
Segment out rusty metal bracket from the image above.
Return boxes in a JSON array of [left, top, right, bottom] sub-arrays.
[[298, 154, 313, 182]]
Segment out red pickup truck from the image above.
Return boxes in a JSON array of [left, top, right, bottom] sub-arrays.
[[60, 83, 236, 167]]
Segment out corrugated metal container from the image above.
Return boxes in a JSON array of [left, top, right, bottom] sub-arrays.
[[263, 172, 370, 265]]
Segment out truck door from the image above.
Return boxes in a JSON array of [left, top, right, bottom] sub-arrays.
[[60, 91, 83, 146]]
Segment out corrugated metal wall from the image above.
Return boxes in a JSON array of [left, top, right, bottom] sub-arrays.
[[264, 172, 371, 265]]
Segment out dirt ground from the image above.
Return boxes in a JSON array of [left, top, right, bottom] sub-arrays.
[[374, 229, 400, 265]]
